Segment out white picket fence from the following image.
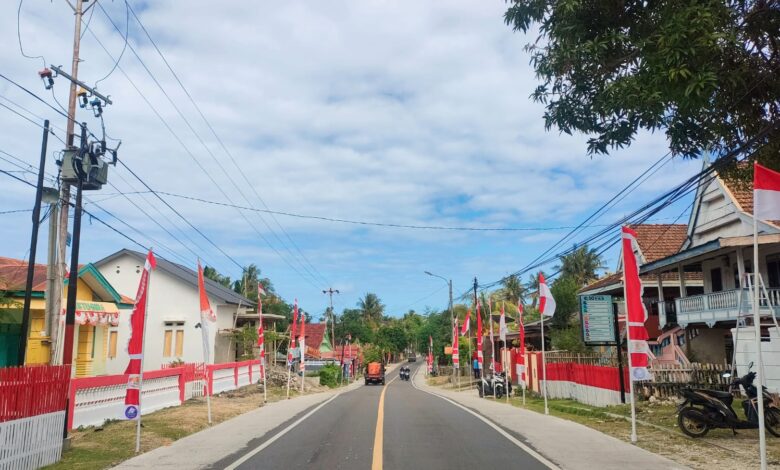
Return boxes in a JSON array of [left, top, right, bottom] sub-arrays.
[[0, 411, 65, 470]]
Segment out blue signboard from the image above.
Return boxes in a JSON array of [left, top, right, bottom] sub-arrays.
[[579, 295, 615, 345]]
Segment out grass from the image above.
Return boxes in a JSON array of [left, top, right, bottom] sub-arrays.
[[46, 376, 341, 470]]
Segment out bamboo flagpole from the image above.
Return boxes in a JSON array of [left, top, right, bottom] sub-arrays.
[[196, 260, 215, 424], [299, 313, 306, 393], [286, 299, 299, 399], [538, 273, 556, 415], [517, 302, 526, 406], [257, 282, 267, 403], [122, 250, 156, 453], [499, 301, 508, 403]]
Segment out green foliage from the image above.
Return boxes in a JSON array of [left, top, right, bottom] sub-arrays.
[[550, 276, 579, 329], [550, 327, 590, 353], [335, 308, 375, 344], [319, 363, 341, 388], [231, 324, 258, 360], [231, 264, 273, 303], [504, 0, 780, 162], [375, 323, 408, 355], [362, 344, 383, 364], [497, 274, 527, 305], [357, 293, 385, 325], [556, 245, 605, 287], [203, 266, 231, 288]]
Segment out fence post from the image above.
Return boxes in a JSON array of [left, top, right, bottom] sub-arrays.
[[178, 369, 186, 404], [234, 363, 239, 387], [67, 379, 77, 431], [249, 361, 253, 384]]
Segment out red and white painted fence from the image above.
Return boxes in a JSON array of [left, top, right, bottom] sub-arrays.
[[69, 359, 263, 430], [0, 365, 70, 470]]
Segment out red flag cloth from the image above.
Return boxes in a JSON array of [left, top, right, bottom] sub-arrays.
[[754, 163, 780, 220], [452, 319, 459, 369], [288, 299, 298, 366], [427, 335, 433, 372], [197, 260, 216, 321], [622, 226, 651, 381], [517, 302, 526, 385], [299, 314, 306, 372], [476, 301, 483, 368], [460, 309, 471, 335], [538, 273, 556, 317], [256, 283, 264, 355], [123, 250, 156, 420]]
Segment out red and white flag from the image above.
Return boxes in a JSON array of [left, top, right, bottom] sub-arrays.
[[499, 303, 507, 342], [755, 163, 780, 221], [123, 250, 156, 420], [476, 301, 483, 369], [622, 226, 651, 381], [299, 313, 306, 373], [257, 282, 265, 359], [452, 319, 459, 369], [460, 309, 471, 335], [538, 273, 556, 317], [197, 260, 216, 364], [288, 299, 299, 367], [516, 302, 526, 386], [427, 335, 434, 373]]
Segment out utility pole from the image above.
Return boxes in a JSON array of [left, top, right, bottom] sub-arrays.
[[322, 288, 339, 351], [53, 0, 85, 365], [18, 121, 50, 365]]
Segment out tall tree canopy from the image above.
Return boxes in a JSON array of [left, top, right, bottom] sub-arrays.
[[505, 1, 780, 161], [556, 245, 605, 287], [358, 293, 385, 325]]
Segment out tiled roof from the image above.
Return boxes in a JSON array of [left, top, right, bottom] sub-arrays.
[[0, 256, 47, 291], [719, 166, 780, 227], [579, 270, 702, 294], [304, 323, 328, 350], [630, 224, 688, 263]]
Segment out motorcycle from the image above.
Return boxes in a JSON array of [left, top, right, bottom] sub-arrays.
[[477, 372, 506, 399], [677, 362, 780, 438], [399, 367, 410, 381]]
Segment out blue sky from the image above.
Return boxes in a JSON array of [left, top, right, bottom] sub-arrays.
[[0, 1, 701, 317]]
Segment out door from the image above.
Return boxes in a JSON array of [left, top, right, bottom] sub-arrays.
[[710, 268, 723, 292], [76, 325, 94, 377], [0, 323, 21, 367], [25, 311, 51, 365]]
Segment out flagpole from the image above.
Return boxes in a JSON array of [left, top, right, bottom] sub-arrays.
[[753, 208, 768, 470], [286, 327, 292, 399], [620, 269, 638, 443], [540, 311, 549, 415], [135, 263, 152, 453]]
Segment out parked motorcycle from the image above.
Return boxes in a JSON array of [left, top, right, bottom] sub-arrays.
[[477, 372, 506, 399], [677, 362, 780, 438]]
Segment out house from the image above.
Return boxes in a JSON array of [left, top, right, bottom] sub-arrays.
[[94, 249, 254, 373], [300, 323, 333, 359], [578, 224, 703, 364], [0, 256, 133, 374], [638, 161, 780, 381]]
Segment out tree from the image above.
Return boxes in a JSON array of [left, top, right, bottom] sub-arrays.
[[375, 323, 408, 358], [505, 1, 780, 163], [497, 274, 527, 305], [203, 266, 231, 288], [549, 275, 580, 329], [556, 245, 605, 287], [335, 308, 374, 344], [525, 271, 545, 308], [357, 293, 385, 325], [232, 264, 272, 303]]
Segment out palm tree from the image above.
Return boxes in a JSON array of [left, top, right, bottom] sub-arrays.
[[358, 293, 385, 325], [525, 272, 544, 308], [497, 274, 527, 305], [556, 244, 605, 287]]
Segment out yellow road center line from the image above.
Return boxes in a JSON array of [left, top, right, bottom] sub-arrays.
[[371, 376, 397, 470]]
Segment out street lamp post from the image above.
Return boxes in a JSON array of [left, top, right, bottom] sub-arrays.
[[424, 271, 454, 381]]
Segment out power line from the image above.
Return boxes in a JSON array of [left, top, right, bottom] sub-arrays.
[[16, 0, 45, 67], [122, 1, 332, 287], [94, 0, 129, 87]]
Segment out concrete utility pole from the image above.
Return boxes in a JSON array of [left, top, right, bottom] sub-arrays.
[[322, 288, 339, 350], [52, 0, 85, 365]]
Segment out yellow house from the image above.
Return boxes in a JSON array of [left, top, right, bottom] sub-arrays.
[[0, 257, 132, 374]]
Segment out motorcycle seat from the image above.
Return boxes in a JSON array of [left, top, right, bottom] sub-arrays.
[[695, 389, 732, 400]]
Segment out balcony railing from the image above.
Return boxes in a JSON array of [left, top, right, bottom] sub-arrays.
[[665, 288, 780, 327]]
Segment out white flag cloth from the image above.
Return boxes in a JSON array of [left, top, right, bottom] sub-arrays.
[[538, 273, 556, 317], [499, 307, 507, 342]]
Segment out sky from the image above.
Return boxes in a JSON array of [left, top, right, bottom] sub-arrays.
[[0, 1, 701, 317]]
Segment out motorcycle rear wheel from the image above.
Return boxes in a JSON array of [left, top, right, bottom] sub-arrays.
[[765, 408, 780, 437], [495, 387, 504, 399], [678, 407, 710, 438]]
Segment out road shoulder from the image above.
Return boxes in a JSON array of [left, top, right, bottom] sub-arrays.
[[413, 371, 687, 470]]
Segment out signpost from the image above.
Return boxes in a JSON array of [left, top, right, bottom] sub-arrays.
[[580, 295, 615, 345]]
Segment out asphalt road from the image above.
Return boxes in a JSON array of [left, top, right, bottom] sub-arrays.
[[218, 363, 549, 470]]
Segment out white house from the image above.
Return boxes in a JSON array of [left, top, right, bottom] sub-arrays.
[[94, 249, 255, 374]]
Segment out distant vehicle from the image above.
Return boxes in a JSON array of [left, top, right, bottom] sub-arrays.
[[365, 362, 385, 385], [408, 354, 417, 362]]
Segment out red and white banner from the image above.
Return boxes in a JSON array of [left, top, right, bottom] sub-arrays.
[[123, 250, 156, 420], [517, 302, 526, 386], [476, 301, 483, 369], [622, 226, 651, 381], [755, 163, 780, 221], [256, 283, 265, 359], [460, 309, 471, 335], [427, 335, 434, 373], [452, 319, 459, 369], [539, 273, 556, 317], [197, 260, 216, 365], [299, 314, 306, 373], [499, 303, 507, 342], [288, 299, 299, 367]]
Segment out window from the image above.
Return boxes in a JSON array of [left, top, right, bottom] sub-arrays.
[[108, 331, 118, 358], [175, 330, 184, 356], [163, 330, 173, 357], [710, 268, 723, 292], [768, 256, 780, 288]]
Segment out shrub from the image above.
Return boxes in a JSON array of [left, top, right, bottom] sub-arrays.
[[319, 364, 341, 388]]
